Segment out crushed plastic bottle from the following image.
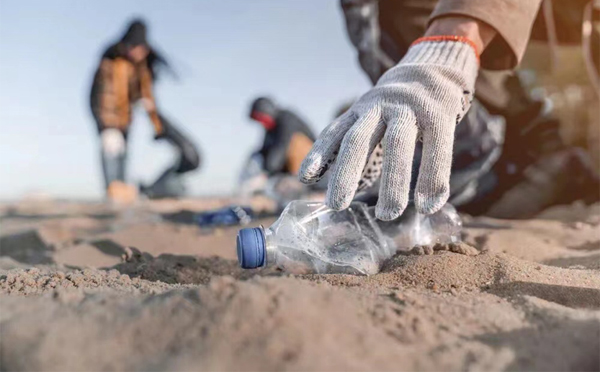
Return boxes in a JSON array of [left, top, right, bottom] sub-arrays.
[[236, 201, 462, 275], [237, 201, 389, 275]]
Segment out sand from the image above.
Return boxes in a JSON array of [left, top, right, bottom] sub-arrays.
[[0, 198, 599, 371]]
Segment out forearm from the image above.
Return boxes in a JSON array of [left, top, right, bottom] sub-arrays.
[[429, 0, 542, 70], [139, 66, 164, 135], [425, 16, 497, 56]]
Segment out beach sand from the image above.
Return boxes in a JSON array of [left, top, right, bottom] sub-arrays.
[[1, 198, 599, 371]]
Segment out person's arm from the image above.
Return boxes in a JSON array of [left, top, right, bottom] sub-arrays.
[[90, 66, 105, 130], [300, 15, 492, 219], [425, 16, 496, 56], [429, 0, 543, 70], [139, 65, 164, 137], [300, 0, 545, 218]]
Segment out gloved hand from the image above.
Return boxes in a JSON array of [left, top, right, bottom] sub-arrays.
[[299, 37, 479, 220], [100, 128, 126, 157]]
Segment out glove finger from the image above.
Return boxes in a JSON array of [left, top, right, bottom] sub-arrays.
[[415, 116, 457, 214], [326, 108, 385, 210], [299, 110, 356, 184], [375, 108, 418, 221]]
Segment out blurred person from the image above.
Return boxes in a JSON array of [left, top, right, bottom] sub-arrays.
[[90, 19, 200, 202], [191, 97, 319, 228], [236, 97, 320, 210], [299, 0, 599, 219], [249, 97, 316, 177]]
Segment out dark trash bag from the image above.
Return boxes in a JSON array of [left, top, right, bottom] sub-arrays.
[[141, 115, 201, 199]]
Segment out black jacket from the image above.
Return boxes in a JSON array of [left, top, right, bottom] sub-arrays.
[[259, 110, 316, 175]]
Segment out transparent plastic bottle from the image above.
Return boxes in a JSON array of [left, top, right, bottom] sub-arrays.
[[236, 201, 461, 275]]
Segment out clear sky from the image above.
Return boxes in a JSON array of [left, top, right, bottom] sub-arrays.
[[0, 0, 371, 199]]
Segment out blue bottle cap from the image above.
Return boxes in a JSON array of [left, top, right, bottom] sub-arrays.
[[236, 227, 266, 269]]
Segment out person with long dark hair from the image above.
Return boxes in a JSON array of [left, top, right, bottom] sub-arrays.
[[90, 19, 200, 202]]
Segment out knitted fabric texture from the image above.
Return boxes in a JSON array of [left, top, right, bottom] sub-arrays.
[[299, 40, 478, 220]]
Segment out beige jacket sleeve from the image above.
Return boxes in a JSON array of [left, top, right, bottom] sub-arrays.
[[139, 64, 164, 136], [430, 0, 543, 70]]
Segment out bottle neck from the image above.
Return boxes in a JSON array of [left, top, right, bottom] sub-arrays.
[[263, 227, 277, 267]]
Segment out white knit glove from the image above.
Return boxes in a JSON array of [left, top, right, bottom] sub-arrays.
[[299, 38, 479, 220], [100, 128, 126, 157]]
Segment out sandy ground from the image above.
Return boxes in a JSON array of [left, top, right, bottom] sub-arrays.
[[0, 198, 599, 371]]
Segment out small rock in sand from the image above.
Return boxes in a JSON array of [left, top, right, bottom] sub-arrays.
[[448, 242, 479, 256]]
